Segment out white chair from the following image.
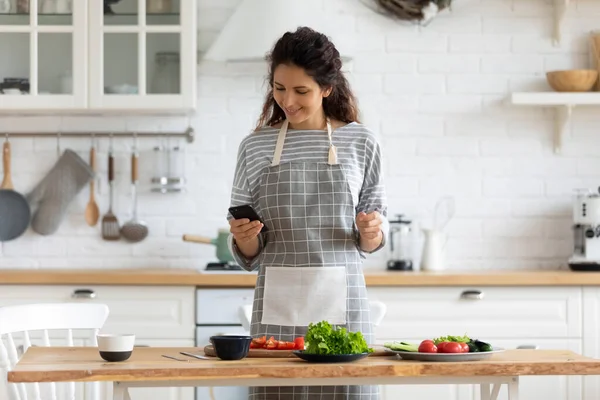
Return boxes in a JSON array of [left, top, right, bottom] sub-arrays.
[[238, 300, 387, 331], [0, 303, 110, 400]]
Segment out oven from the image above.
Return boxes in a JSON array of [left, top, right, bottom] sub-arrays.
[[195, 286, 255, 400]]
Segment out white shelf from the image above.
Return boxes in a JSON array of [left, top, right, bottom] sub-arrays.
[[510, 92, 600, 154]]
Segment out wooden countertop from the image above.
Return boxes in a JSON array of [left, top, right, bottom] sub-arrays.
[[0, 268, 599, 287], [9, 347, 600, 384]]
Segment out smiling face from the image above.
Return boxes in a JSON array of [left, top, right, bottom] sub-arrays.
[[272, 63, 331, 129]]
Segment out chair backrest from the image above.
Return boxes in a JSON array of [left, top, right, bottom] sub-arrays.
[[0, 303, 110, 400]]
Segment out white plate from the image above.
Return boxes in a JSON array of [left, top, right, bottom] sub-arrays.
[[385, 348, 505, 362]]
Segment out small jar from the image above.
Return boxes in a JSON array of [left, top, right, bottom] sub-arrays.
[[0, 0, 11, 13], [17, 0, 29, 13], [151, 52, 180, 94], [147, 0, 172, 13]]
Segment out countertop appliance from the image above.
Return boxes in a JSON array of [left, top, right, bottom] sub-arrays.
[[195, 288, 254, 400], [387, 214, 415, 271], [569, 188, 600, 271]]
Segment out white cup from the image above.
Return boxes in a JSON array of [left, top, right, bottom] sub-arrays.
[[97, 333, 135, 362]]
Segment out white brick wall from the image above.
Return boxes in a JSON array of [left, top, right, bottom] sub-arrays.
[[1, 0, 600, 271]]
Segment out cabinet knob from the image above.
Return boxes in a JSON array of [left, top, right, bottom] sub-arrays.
[[71, 289, 96, 299], [460, 290, 484, 300]]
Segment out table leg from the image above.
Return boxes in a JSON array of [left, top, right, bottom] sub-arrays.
[[480, 383, 491, 400], [507, 377, 519, 400], [490, 384, 501, 400], [113, 382, 131, 400]]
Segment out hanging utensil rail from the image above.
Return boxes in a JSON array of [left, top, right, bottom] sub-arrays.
[[0, 127, 195, 143]]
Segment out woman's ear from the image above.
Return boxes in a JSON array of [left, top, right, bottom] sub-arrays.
[[323, 86, 333, 98]]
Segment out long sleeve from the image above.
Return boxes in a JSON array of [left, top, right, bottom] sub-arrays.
[[227, 139, 265, 271], [356, 135, 389, 255]]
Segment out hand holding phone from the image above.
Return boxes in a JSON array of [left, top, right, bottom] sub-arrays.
[[229, 205, 266, 247], [228, 204, 268, 233]]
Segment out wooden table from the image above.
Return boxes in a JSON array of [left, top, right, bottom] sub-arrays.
[[9, 347, 600, 400]]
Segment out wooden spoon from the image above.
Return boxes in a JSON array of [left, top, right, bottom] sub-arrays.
[[84, 144, 100, 226], [1, 140, 14, 190]]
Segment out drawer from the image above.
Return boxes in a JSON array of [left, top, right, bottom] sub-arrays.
[[368, 286, 582, 340], [196, 289, 255, 325], [0, 285, 195, 340]]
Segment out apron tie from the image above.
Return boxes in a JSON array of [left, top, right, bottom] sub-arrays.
[[326, 118, 337, 165]]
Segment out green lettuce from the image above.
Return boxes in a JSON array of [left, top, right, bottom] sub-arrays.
[[304, 320, 373, 355]]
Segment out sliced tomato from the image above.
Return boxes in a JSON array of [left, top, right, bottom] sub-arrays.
[[286, 341, 296, 350], [265, 336, 278, 349], [277, 341, 289, 350], [294, 337, 305, 350]]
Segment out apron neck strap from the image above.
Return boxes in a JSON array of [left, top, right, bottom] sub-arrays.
[[270, 120, 288, 167], [270, 117, 338, 167]]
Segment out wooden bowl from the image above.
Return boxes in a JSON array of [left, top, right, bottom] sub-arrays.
[[546, 70, 599, 92]]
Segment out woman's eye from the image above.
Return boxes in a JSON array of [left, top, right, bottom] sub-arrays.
[[297, 91, 308, 95], [275, 87, 285, 91]]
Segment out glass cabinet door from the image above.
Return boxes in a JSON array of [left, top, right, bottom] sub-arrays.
[[0, 0, 87, 110], [89, 0, 196, 112]]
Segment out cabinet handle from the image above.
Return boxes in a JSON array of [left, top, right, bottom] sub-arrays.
[[71, 289, 96, 299], [460, 290, 484, 300]]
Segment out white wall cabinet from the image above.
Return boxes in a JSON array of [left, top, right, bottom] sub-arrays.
[[0, 0, 196, 114], [368, 286, 585, 400]]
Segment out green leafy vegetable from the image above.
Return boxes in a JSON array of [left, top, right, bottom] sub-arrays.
[[432, 334, 471, 344], [304, 320, 373, 355]]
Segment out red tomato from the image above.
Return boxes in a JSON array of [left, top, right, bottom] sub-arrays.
[[265, 336, 277, 349], [277, 341, 289, 350], [418, 341, 438, 353], [436, 342, 448, 352], [459, 342, 470, 353], [294, 337, 305, 350], [442, 342, 463, 353]]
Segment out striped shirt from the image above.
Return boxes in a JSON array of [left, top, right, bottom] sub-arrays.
[[228, 122, 389, 269]]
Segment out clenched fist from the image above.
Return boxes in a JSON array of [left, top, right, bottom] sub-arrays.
[[356, 211, 383, 252]]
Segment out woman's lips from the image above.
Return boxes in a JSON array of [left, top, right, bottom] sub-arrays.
[[285, 107, 301, 116]]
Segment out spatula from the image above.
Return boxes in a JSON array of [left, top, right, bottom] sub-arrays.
[[101, 144, 120, 240], [84, 141, 99, 226]]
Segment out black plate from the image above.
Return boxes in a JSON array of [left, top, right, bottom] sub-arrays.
[[292, 351, 369, 363]]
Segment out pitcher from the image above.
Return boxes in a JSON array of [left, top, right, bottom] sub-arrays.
[[420, 228, 447, 271]]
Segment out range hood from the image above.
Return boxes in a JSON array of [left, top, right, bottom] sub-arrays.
[[203, 0, 353, 64]]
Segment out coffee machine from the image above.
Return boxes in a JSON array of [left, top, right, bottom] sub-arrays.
[[569, 188, 600, 271]]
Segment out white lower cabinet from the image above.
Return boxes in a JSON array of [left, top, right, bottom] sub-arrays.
[[369, 286, 584, 400], [0, 285, 196, 400], [582, 287, 600, 400]]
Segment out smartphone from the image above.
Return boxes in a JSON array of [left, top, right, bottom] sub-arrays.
[[228, 204, 268, 232]]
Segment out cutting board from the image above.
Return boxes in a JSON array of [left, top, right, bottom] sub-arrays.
[[203, 345, 390, 358]]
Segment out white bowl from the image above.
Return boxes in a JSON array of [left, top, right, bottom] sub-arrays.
[[97, 333, 135, 362]]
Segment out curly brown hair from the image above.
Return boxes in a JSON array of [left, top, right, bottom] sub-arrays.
[[255, 26, 360, 130]]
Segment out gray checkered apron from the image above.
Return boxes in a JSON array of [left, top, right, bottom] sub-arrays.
[[248, 119, 379, 400]]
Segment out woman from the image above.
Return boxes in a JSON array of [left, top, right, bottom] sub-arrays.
[[227, 26, 388, 400]]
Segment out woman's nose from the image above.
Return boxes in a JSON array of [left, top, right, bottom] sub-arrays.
[[283, 92, 296, 107]]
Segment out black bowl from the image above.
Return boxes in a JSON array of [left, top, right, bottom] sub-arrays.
[[99, 350, 132, 362], [210, 335, 252, 360]]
